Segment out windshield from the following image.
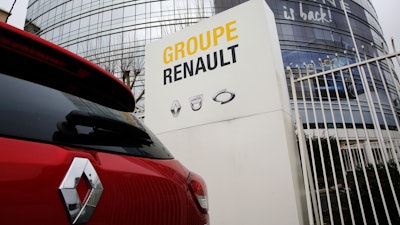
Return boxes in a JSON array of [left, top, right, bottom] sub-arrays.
[[0, 73, 173, 159]]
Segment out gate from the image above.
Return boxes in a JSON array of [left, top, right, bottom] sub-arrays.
[[289, 43, 400, 225]]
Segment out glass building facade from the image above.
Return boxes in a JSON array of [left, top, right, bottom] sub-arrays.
[[257, 0, 398, 132], [25, 0, 217, 112], [25, 0, 398, 130]]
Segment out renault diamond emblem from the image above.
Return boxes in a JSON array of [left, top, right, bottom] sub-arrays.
[[59, 157, 104, 224], [170, 100, 182, 117]]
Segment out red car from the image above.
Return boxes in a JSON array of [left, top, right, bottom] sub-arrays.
[[0, 22, 209, 225]]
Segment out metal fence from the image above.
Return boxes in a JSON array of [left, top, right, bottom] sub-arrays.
[[289, 42, 400, 225]]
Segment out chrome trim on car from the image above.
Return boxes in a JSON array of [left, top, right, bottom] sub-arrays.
[[59, 157, 104, 224]]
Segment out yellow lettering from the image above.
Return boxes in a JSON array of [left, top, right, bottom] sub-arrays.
[[187, 36, 198, 55], [163, 46, 173, 64], [199, 31, 211, 51], [226, 20, 238, 41], [212, 26, 224, 46], [164, 20, 239, 63], [175, 42, 185, 61]]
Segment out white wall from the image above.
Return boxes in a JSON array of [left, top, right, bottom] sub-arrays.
[[145, 0, 308, 224]]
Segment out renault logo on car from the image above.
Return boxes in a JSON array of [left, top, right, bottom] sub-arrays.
[[59, 157, 104, 224]]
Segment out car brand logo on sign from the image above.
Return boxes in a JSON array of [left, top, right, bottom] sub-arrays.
[[170, 100, 182, 117], [189, 94, 204, 111], [59, 157, 104, 224], [213, 89, 235, 104], [145, 0, 284, 133], [170, 89, 236, 117]]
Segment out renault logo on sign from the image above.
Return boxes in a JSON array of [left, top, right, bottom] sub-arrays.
[[59, 157, 104, 224], [170, 100, 182, 117]]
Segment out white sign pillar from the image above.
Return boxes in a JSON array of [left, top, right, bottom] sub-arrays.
[[145, 0, 308, 224]]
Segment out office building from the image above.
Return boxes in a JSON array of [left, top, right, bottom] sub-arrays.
[[25, 0, 398, 131]]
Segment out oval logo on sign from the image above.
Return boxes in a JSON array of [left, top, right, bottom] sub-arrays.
[[213, 89, 235, 104]]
